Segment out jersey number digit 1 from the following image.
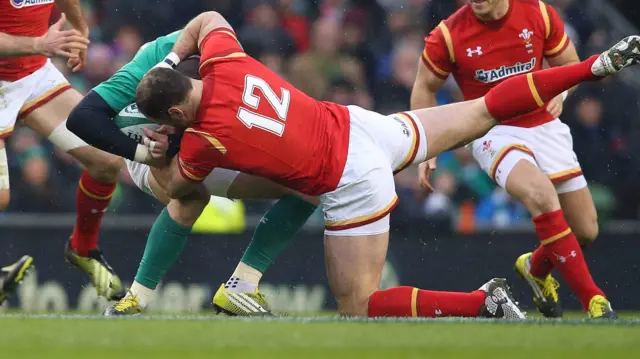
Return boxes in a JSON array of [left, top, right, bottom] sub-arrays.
[[237, 75, 291, 136]]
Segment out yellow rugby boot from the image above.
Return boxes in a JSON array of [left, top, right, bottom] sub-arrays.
[[588, 295, 618, 319], [64, 240, 125, 301], [0, 255, 34, 304], [212, 284, 272, 316], [104, 293, 143, 316], [514, 252, 563, 318]]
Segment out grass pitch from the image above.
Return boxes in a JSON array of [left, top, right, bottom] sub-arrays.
[[1, 314, 639, 359]]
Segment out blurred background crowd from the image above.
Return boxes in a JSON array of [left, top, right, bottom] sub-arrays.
[[6, 0, 640, 232]]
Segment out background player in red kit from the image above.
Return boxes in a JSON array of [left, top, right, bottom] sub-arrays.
[[0, 0, 128, 300], [135, 11, 638, 318], [412, 0, 612, 318]]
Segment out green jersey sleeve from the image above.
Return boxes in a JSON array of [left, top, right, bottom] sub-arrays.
[[93, 30, 181, 112]]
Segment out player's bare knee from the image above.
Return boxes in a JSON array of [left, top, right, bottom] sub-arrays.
[[575, 217, 599, 245], [85, 155, 122, 183], [0, 190, 10, 211], [520, 185, 558, 215]]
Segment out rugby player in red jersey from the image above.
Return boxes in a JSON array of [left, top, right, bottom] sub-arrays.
[[0, 0, 128, 300], [413, 0, 615, 318], [136, 11, 638, 318]]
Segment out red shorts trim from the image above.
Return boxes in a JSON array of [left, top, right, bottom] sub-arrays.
[[325, 196, 399, 231], [17, 84, 71, 120]]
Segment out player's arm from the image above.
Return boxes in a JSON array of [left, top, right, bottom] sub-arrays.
[[411, 26, 452, 191], [67, 91, 142, 160], [55, 0, 89, 71], [54, 0, 89, 35], [161, 11, 233, 67], [160, 131, 220, 199], [0, 15, 88, 58]]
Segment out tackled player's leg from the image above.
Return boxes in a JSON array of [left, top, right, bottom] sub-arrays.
[[105, 163, 318, 315]]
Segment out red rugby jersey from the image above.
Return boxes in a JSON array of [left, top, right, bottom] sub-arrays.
[[422, 0, 570, 127], [178, 29, 351, 196], [0, 0, 54, 81]]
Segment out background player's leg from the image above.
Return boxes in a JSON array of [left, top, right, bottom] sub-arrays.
[[23, 89, 125, 300], [505, 161, 610, 315], [0, 139, 10, 211]]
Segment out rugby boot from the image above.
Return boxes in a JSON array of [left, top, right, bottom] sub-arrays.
[[64, 240, 125, 301], [477, 278, 527, 319], [0, 255, 34, 304], [104, 293, 143, 316], [515, 252, 563, 318], [592, 35, 640, 76], [212, 284, 273, 316], [588, 295, 618, 319]]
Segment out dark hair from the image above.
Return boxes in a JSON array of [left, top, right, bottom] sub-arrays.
[[176, 55, 201, 79], [136, 67, 193, 120]]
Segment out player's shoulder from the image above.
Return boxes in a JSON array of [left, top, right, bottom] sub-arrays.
[[441, 4, 474, 29]]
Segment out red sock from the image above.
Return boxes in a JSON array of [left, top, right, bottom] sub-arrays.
[[529, 245, 554, 279], [368, 286, 485, 318], [485, 55, 599, 122], [71, 170, 116, 256], [533, 210, 604, 309]]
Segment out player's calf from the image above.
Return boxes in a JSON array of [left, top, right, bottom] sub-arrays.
[[558, 188, 599, 245]]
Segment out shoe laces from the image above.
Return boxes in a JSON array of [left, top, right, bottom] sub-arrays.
[[542, 276, 560, 302], [114, 292, 140, 312]]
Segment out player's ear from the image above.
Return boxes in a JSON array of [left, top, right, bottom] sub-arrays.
[[167, 107, 189, 126]]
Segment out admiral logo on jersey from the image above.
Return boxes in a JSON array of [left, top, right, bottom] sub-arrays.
[[10, 0, 53, 9], [475, 58, 536, 84]]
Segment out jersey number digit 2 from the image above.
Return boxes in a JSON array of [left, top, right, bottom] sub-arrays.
[[237, 75, 291, 136]]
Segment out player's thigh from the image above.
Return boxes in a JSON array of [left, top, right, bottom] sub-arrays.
[[471, 126, 560, 215], [0, 75, 37, 210], [125, 159, 170, 204], [20, 61, 82, 137], [225, 172, 319, 204], [324, 231, 389, 317], [320, 140, 396, 316], [0, 139, 9, 211], [345, 106, 427, 173], [411, 98, 495, 160]]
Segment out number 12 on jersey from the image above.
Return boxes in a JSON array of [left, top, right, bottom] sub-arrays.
[[237, 75, 291, 136]]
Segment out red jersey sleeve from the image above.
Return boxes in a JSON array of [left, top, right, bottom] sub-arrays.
[[422, 23, 454, 80], [542, 3, 570, 58], [177, 129, 226, 182], [199, 28, 246, 76]]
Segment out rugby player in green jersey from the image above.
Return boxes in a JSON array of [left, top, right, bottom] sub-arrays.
[[67, 30, 318, 316]]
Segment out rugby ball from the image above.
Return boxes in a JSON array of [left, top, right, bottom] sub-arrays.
[[114, 103, 160, 144]]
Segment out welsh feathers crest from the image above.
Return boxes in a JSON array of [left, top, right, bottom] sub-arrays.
[[519, 29, 534, 41]]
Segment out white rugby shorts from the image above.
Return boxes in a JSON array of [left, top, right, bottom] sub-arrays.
[[471, 119, 586, 194], [322, 106, 428, 236], [0, 60, 71, 139], [125, 159, 240, 199]]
